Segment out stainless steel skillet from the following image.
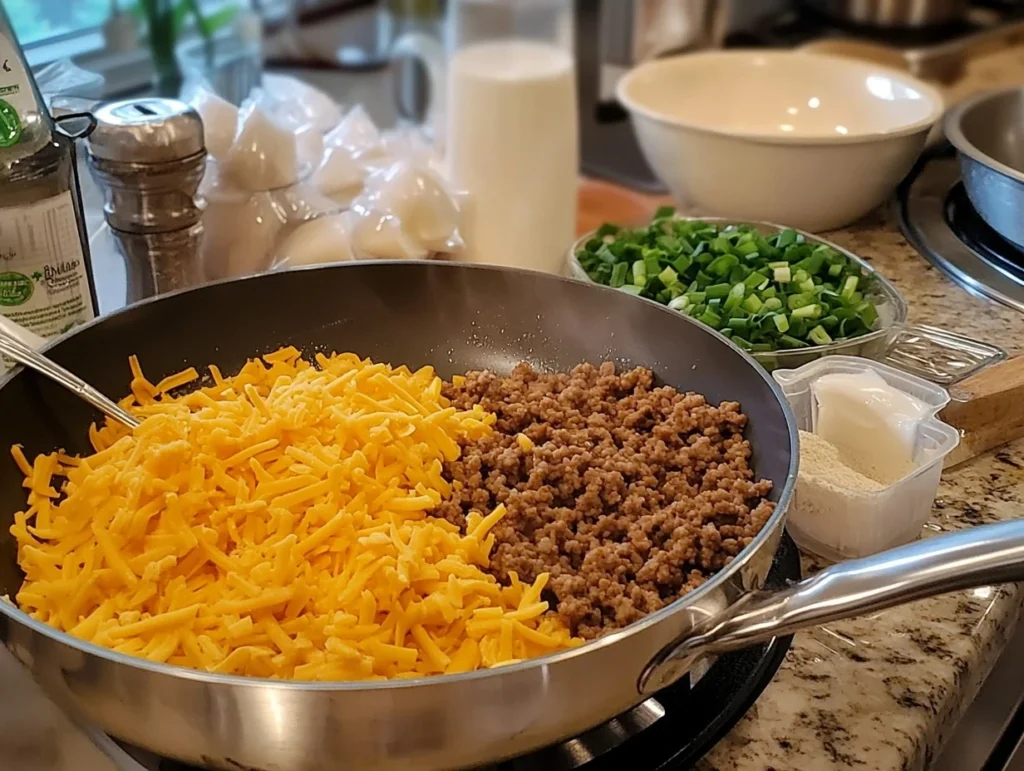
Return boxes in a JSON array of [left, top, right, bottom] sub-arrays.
[[0, 262, 1016, 771]]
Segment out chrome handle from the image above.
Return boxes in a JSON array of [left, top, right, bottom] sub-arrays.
[[639, 519, 1024, 694], [0, 328, 140, 429]]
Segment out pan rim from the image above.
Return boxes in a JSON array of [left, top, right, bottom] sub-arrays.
[[0, 261, 798, 693], [945, 87, 1024, 185]]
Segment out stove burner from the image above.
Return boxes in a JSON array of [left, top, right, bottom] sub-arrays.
[[945, 183, 1024, 277], [898, 146, 1024, 312], [94, 538, 799, 771]]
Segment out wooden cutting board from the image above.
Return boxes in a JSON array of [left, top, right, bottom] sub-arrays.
[[576, 179, 1024, 467], [943, 357, 1024, 466]]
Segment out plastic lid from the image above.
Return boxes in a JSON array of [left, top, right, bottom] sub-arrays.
[[87, 98, 205, 164]]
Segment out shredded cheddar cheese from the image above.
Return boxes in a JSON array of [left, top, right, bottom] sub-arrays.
[[10, 348, 581, 680]]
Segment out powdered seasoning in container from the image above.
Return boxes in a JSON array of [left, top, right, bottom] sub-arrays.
[[774, 357, 960, 561]]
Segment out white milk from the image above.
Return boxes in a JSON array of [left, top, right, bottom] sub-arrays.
[[446, 40, 578, 273]]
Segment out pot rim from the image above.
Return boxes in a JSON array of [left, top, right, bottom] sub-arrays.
[[945, 87, 1024, 186]]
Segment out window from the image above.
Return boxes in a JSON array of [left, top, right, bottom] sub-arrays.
[[7, 0, 112, 46]]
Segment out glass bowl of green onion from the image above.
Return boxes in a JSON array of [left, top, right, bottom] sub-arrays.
[[568, 210, 907, 372]]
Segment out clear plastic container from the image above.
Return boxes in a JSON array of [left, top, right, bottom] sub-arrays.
[[567, 218, 1006, 384], [772, 356, 961, 562]]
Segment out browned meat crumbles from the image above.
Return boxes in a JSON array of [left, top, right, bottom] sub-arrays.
[[435, 362, 775, 640]]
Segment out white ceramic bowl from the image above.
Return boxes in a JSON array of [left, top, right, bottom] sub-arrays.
[[617, 51, 944, 232]]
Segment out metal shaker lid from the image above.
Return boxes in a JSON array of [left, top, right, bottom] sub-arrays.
[[87, 98, 205, 164]]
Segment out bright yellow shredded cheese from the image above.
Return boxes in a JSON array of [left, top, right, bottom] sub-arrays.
[[10, 348, 581, 680]]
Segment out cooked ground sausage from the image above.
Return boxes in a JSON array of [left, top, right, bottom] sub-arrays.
[[436, 362, 775, 640]]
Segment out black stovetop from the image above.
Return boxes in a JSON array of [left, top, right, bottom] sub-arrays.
[[129, 535, 800, 771]]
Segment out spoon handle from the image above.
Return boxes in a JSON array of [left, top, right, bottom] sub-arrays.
[[0, 329, 140, 429]]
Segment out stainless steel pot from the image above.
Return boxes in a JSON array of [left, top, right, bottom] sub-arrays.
[[945, 87, 1024, 251], [0, 262, 1019, 771], [801, 0, 968, 28]]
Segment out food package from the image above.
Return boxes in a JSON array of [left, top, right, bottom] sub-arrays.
[[193, 90, 465, 277], [221, 94, 301, 191], [312, 145, 367, 206], [201, 177, 289, 280], [262, 73, 343, 134], [272, 213, 356, 269], [188, 84, 238, 161], [325, 105, 387, 160], [349, 159, 464, 260], [36, 59, 105, 114]]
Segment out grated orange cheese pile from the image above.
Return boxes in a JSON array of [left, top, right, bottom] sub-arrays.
[[9, 347, 581, 680]]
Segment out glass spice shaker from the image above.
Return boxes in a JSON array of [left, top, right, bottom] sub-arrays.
[[85, 98, 207, 302]]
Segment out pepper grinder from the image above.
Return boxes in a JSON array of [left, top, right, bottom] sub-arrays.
[[85, 98, 207, 302]]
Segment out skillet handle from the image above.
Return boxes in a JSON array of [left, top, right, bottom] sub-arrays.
[[638, 518, 1024, 695]]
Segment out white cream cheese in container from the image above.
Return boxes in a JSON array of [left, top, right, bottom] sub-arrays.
[[812, 370, 929, 485], [773, 357, 960, 562]]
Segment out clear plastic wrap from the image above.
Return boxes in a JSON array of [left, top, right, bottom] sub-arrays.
[[36, 60, 105, 114], [202, 184, 288, 280], [313, 146, 368, 206], [273, 213, 356, 268], [189, 82, 465, 278], [349, 160, 464, 260], [262, 73, 343, 134], [222, 95, 302, 191], [325, 105, 387, 160], [188, 84, 238, 161]]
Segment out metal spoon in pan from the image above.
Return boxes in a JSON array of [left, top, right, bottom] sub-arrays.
[[0, 318, 140, 429]]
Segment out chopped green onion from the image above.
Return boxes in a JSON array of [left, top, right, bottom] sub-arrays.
[[779, 334, 810, 348], [776, 229, 798, 248], [698, 309, 723, 329], [610, 262, 628, 288], [706, 283, 731, 299], [723, 282, 746, 311], [632, 260, 646, 286], [708, 253, 740, 277], [787, 293, 815, 310], [744, 271, 769, 291], [792, 304, 821, 319], [808, 325, 833, 345], [659, 266, 679, 286], [577, 217, 879, 352], [841, 275, 859, 299], [643, 251, 661, 279], [857, 301, 879, 327]]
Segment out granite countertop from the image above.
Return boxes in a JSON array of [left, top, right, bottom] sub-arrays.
[[698, 47, 1024, 771]]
